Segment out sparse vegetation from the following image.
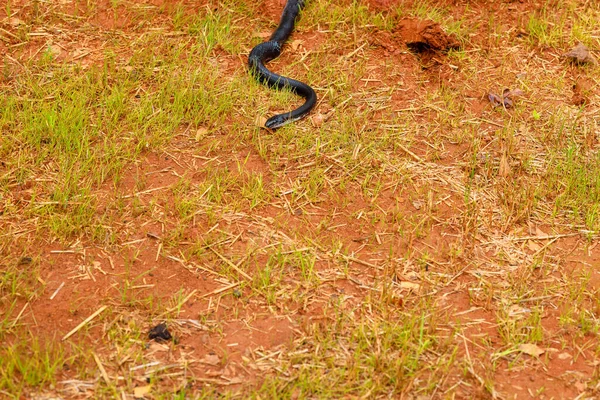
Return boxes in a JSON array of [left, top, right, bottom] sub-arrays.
[[1, 0, 600, 398]]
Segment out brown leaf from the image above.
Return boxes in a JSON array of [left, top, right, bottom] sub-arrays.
[[527, 240, 541, 252], [557, 352, 572, 360], [498, 152, 511, 177], [8, 17, 25, 27], [575, 381, 587, 392], [563, 42, 597, 65], [504, 88, 524, 99], [133, 385, 152, 399], [518, 343, 545, 357], [200, 354, 220, 366], [290, 39, 303, 52], [147, 342, 169, 353], [489, 88, 525, 109], [254, 116, 267, 128], [48, 44, 62, 58], [488, 92, 503, 107], [400, 281, 420, 290], [310, 113, 325, 127], [195, 127, 209, 141]]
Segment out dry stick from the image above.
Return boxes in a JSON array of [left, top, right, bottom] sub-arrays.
[[62, 305, 108, 341], [198, 282, 241, 299], [207, 245, 252, 281], [343, 255, 383, 271], [397, 143, 423, 162], [49, 282, 65, 300], [122, 185, 171, 199], [92, 352, 111, 385], [461, 335, 500, 399], [157, 284, 238, 318], [11, 302, 29, 328], [167, 254, 224, 279], [159, 289, 198, 317], [481, 232, 580, 245], [532, 237, 560, 258], [0, 28, 19, 41]]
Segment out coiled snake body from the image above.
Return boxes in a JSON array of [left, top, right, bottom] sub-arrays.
[[248, 0, 316, 129]]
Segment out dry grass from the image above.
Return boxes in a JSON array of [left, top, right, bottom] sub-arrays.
[[1, 0, 600, 398]]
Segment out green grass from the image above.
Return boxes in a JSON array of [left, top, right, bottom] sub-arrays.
[[2, 0, 600, 398], [255, 303, 456, 398], [0, 339, 66, 398]]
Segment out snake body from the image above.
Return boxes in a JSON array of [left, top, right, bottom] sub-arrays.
[[248, 0, 316, 129]]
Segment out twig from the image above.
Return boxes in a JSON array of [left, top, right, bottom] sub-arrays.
[[11, 302, 29, 328], [130, 361, 160, 372], [158, 289, 198, 317], [50, 282, 65, 300], [343, 255, 383, 270], [62, 305, 108, 341], [199, 282, 241, 299], [481, 232, 579, 245], [93, 352, 111, 385], [122, 185, 171, 199], [207, 246, 252, 280], [397, 144, 423, 162]]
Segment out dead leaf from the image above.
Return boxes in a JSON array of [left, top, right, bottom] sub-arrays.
[[310, 113, 325, 127], [575, 381, 587, 392], [400, 281, 421, 290], [290, 39, 303, 52], [200, 353, 220, 366], [257, 31, 271, 39], [195, 127, 208, 141], [557, 352, 572, 360], [488, 88, 525, 109], [498, 152, 511, 177], [133, 385, 152, 399], [488, 93, 503, 107], [503, 88, 524, 98], [205, 369, 224, 377], [508, 304, 530, 317], [227, 376, 243, 384], [563, 42, 597, 65], [48, 44, 62, 58], [8, 17, 24, 27], [147, 342, 169, 353], [527, 240, 541, 252], [255, 115, 267, 128], [518, 343, 545, 357]]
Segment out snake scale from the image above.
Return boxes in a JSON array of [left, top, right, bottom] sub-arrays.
[[248, 0, 316, 129]]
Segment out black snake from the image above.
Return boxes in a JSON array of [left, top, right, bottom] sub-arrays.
[[248, 0, 316, 129]]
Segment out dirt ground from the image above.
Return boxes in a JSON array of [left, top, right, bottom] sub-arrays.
[[2, 0, 600, 399]]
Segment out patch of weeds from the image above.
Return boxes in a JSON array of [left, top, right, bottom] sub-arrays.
[[308, 1, 390, 32], [241, 172, 269, 209], [526, 10, 565, 48], [404, 0, 448, 22], [188, 6, 243, 56], [0, 259, 43, 304], [252, 253, 284, 305], [0, 339, 66, 397], [497, 303, 545, 345], [546, 142, 600, 230], [253, 302, 454, 397]]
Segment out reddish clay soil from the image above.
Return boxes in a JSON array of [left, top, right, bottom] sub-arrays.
[[2, 0, 600, 399]]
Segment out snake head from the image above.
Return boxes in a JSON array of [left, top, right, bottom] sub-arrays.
[[265, 114, 301, 129]]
